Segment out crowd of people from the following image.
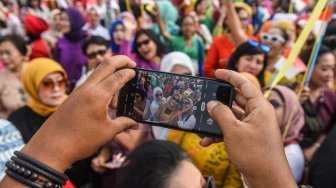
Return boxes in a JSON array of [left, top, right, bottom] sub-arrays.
[[0, 0, 335, 187]]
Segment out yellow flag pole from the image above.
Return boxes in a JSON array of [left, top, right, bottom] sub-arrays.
[[264, 0, 328, 98]]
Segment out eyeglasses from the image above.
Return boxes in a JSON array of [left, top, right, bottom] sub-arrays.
[[87, 49, 107, 59], [155, 93, 163, 97], [205, 176, 216, 188], [136, 39, 151, 48], [260, 33, 285, 44], [248, 39, 270, 53], [41, 78, 67, 91]]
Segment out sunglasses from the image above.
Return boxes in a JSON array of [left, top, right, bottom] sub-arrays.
[[260, 33, 285, 44], [135, 94, 140, 98], [155, 93, 163, 97], [248, 39, 270, 53], [136, 39, 151, 48], [41, 79, 67, 91], [205, 176, 216, 188], [87, 49, 107, 59]]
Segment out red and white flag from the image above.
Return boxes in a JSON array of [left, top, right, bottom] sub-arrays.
[[274, 49, 307, 80], [313, 6, 333, 36], [293, 0, 310, 12]]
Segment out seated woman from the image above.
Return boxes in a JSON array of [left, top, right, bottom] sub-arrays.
[[0, 35, 28, 119], [177, 97, 196, 130], [155, 94, 181, 126], [227, 40, 269, 87], [157, 51, 243, 187], [263, 85, 305, 183], [7, 58, 90, 187], [133, 88, 150, 120], [299, 45, 336, 163], [119, 15, 165, 71], [8, 58, 67, 143], [116, 140, 215, 188]]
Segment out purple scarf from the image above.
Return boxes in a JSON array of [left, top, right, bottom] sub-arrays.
[[63, 8, 87, 42]]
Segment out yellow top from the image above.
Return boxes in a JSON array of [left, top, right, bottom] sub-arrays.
[[167, 130, 243, 188], [264, 71, 304, 86]]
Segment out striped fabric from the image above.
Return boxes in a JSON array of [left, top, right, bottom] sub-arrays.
[[0, 119, 24, 180]]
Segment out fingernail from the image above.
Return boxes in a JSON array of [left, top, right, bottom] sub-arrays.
[[207, 101, 219, 111]]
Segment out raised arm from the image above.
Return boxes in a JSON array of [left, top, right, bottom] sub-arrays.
[[225, 0, 248, 45], [154, 5, 171, 41]]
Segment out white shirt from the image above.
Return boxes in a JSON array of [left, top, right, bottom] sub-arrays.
[[83, 24, 111, 41], [284, 144, 305, 183]]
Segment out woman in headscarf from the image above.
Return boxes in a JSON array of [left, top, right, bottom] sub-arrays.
[[177, 97, 196, 130], [263, 85, 305, 183], [155, 93, 181, 125], [24, 15, 50, 59], [7, 58, 92, 187], [41, 9, 63, 51], [149, 87, 166, 121], [0, 34, 28, 119], [109, 19, 125, 55], [8, 57, 67, 143], [157, 51, 243, 187], [53, 7, 87, 92]]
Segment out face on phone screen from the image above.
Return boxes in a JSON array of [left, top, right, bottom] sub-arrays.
[[118, 69, 233, 137]]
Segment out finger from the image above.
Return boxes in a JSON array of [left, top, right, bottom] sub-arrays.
[[232, 105, 245, 120], [215, 69, 263, 100], [234, 88, 247, 109], [199, 137, 215, 147], [99, 68, 136, 103], [207, 100, 238, 135], [85, 56, 136, 85], [110, 92, 119, 109], [109, 117, 139, 136]]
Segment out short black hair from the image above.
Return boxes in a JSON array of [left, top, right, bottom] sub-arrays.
[[136, 88, 146, 100], [0, 34, 28, 56], [300, 45, 334, 65], [227, 41, 267, 87], [116, 140, 189, 188], [81, 36, 110, 55], [133, 29, 164, 60]]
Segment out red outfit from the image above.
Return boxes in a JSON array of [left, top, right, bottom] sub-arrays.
[[203, 35, 235, 78]]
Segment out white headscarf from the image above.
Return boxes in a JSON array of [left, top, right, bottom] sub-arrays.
[[160, 52, 196, 76]]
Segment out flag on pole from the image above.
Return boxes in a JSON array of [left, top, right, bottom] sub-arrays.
[[274, 49, 307, 80]]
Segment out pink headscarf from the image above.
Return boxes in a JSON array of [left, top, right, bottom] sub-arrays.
[[265, 85, 305, 144]]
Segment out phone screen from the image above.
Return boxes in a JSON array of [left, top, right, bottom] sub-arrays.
[[117, 68, 234, 137]]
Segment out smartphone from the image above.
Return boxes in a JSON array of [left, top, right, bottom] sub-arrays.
[[117, 68, 234, 137]]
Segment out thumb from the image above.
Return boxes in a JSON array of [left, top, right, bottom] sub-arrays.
[[109, 117, 139, 136], [207, 101, 238, 135]]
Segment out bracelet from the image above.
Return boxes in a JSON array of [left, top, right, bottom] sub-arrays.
[[11, 157, 66, 185], [14, 151, 68, 181], [6, 169, 43, 188], [6, 161, 62, 188]]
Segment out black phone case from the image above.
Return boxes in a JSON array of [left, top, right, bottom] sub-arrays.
[[116, 68, 234, 137]]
